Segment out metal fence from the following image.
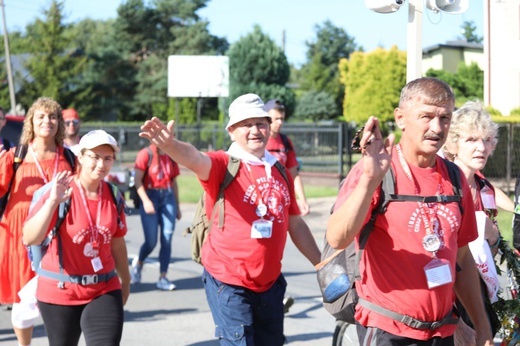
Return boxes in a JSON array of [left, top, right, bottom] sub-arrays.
[[81, 122, 520, 193], [81, 122, 355, 178]]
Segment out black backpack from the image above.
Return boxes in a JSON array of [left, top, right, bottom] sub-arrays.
[[0, 145, 76, 218], [318, 159, 462, 328]]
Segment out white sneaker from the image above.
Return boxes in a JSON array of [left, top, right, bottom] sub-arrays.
[[130, 257, 142, 284], [156, 277, 176, 291]]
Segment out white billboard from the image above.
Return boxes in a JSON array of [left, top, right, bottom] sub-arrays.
[[167, 55, 229, 98]]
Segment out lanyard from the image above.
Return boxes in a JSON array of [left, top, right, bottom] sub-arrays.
[[395, 144, 442, 237], [75, 179, 103, 242], [29, 144, 59, 184]]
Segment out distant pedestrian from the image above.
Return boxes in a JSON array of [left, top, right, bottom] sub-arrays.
[[130, 145, 181, 291], [62, 108, 81, 155], [265, 99, 310, 216]]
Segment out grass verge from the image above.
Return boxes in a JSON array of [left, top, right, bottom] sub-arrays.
[[177, 174, 339, 204]]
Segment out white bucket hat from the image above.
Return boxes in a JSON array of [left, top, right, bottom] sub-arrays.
[[79, 130, 120, 152], [226, 93, 271, 130]]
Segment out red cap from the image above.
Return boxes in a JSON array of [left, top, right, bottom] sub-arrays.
[[62, 108, 79, 120]]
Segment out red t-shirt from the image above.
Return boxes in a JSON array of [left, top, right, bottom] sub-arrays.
[[334, 151, 477, 340], [135, 145, 180, 189], [27, 180, 128, 305], [200, 151, 299, 292], [266, 134, 298, 170]]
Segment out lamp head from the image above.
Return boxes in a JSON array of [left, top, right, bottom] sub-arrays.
[[426, 0, 468, 14], [365, 0, 405, 14]]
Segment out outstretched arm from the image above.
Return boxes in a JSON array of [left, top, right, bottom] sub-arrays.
[[139, 118, 212, 181]]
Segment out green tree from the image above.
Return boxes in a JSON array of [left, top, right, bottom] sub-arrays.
[[459, 20, 483, 44], [295, 90, 338, 122], [17, 0, 89, 110], [227, 25, 295, 115], [339, 46, 406, 126], [300, 20, 358, 118], [111, 0, 228, 121], [426, 62, 483, 104]]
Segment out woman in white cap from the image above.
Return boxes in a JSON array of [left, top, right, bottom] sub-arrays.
[[22, 130, 130, 346]]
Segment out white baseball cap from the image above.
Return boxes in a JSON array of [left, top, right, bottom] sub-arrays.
[[226, 93, 271, 130], [79, 130, 120, 152]]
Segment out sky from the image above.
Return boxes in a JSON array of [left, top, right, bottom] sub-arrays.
[[5, 0, 484, 67]]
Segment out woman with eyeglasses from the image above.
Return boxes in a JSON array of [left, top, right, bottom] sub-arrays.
[[22, 130, 130, 346], [0, 97, 76, 346]]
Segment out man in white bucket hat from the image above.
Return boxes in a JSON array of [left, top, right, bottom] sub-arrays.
[[139, 93, 320, 346]]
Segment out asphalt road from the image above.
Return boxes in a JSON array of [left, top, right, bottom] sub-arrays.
[[0, 197, 338, 346]]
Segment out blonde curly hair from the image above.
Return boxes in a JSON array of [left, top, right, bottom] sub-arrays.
[[19, 97, 65, 146]]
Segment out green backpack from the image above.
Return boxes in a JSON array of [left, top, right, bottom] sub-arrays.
[[183, 155, 288, 265]]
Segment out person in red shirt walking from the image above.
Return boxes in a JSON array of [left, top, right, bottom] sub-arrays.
[[139, 93, 321, 346], [130, 145, 181, 291], [327, 78, 493, 345], [264, 99, 310, 216], [23, 130, 130, 346]]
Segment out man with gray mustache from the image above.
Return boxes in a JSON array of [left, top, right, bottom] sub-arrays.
[[327, 77, 493, 345]]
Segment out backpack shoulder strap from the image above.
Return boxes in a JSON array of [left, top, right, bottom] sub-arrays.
[[221, 156, 240, 190], [215, 156, 241, 228], [443, 158, 464, 214], [105, 181, 128, 222], [13, 144, 28, 170], [146, 147, 153, 168], [2, 137, 11, 151], [279, 133, 293, 152], [273, 160, 289, 185], [0, 144, 28, 216], [63, 147, 76, 171]]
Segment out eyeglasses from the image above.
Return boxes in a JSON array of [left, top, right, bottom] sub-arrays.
[[65, 120, 80, 126], [84, 153, 115, 165]]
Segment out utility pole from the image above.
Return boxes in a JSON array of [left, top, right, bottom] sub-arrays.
[[1, 0, 16, 114], [406, 0, 423, 83], [282, 29, 286, 53]]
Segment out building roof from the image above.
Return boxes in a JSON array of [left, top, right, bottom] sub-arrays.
[[423, 40, 483, 54]]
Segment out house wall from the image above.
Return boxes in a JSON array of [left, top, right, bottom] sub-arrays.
[[487, 0, 520, 115], [422, 47, 484, 75]]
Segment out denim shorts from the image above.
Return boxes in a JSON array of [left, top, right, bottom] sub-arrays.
[[202, 269, 286, 346]]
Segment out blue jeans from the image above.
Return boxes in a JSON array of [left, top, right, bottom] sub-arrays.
[[202, 269, 286, 346], [138, 188, 177, 274]]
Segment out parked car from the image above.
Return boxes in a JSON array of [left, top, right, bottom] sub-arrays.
[[1, 114, 24, 145]]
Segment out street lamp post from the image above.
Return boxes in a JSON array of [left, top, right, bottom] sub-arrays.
[[407, 0, 423, 82], [1, 0, 16, 114]]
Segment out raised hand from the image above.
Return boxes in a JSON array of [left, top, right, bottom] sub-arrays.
[[360, 116, 395, 183], [50, 171, 73, 205], [139, 117, 176, 151]]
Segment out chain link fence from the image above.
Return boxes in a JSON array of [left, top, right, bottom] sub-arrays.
[[81, 122, 519, 193]]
